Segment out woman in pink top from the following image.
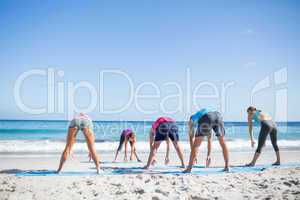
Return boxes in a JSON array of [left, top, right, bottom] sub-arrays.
[[149, 117, 171, 166], [144, 117, 185, 169], [113, 128, 142, 162], [57, 113, 101, 174]]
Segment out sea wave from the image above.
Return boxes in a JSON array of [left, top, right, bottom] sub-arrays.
[[0, 139, 299, 154]]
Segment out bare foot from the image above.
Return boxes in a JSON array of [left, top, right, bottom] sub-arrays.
[[272, 161, 280, 166], [165, 158, 170, 165], [182, 168, 191, 173], [206, 157, 211, 168], [223, 167, 230, 172], [143, 165, 149, 170], [245, 163, 255, 167], [96, 168, 102, 174]]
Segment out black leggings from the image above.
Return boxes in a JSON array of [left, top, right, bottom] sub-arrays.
[[117, 133, 133, 152], [256, 120, 279, 153]]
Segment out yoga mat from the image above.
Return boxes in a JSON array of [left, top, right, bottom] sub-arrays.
[[15, 163, 300, 177]]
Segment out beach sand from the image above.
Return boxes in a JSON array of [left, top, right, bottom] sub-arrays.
[[1, 149, 300, 200]]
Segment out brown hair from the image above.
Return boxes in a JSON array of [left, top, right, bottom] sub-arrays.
[[247, 106, 256, 112], [247, 106, 262, 113], [129, 132, 135, 139]]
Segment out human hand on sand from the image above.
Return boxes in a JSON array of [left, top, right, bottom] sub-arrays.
[[251, 140, 255, 148], [206, 156, 211, 167], [165, 157, 170, 165], [194, 158, 198, 164], [151, 159, 157, 166]]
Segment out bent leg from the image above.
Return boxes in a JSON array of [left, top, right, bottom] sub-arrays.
[[133, 149, 142, 162], [144, 141, 161, 169], [57, 127, 78, 173], [270, 128, 280, 165], [114, 134, 125, 162], [83, 128, 100, 173], [183, 136, 204, 173], [218, 135, 229, 170], [248, 127, 268, 166], [172, 141, 185, 168], [206, 134, 212, 167], [88, 134, 95, 162], [113, 150, 120, 162], [270, 128, 279, 152], [256, 130, 268, 154]]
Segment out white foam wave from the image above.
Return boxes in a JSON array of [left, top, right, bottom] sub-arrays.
[[0, 139, 299, 154]]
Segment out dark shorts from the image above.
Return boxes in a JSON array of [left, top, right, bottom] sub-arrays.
[[154, 122, 179, 142], [195, 111, 225, 137]]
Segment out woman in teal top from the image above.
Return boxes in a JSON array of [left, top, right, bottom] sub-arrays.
[[189, 108, 213, 167], [246, 106, 280, 166], [183, 108, 229, 173]]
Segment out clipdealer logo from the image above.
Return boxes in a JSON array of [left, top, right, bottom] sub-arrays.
[[250, 67, 288, 123]]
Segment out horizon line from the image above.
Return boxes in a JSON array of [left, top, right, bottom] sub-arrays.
[[0, 119, 299, 123]]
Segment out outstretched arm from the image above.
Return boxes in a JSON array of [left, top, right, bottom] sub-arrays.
[[131, 141, 142, 162], [113, 149, 119, 162], [165, 137, 170, 165], [113, 135, 122, 162], [188, 120, 194, 150], [188, 120, 197, 164], [207, 135, 212, 158], [149, 129, 154, 150], [129, 140, 134, 161], [124, 138, 129, 161], [206, 135, 212, 167]]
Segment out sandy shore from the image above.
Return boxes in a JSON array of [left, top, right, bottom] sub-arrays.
[[1, 150, 300, 200]]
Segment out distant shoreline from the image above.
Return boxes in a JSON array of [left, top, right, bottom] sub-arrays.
[[0, 119, 299, 124]]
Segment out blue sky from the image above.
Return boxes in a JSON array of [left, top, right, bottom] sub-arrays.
[[0, 0, 299, 121]]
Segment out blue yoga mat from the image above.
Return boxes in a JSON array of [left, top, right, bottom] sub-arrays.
[[15, 163, 300, 177]]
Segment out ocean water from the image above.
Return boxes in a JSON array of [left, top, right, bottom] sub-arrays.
[[0, 120, 299, 154]]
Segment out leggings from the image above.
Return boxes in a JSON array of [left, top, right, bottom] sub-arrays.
[[117, 133, 133, 152], [256, 120, 279, 153]]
